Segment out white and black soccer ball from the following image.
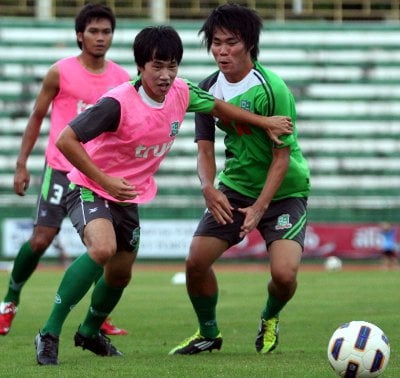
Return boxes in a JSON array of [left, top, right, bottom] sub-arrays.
[[327, 321, 390, 377], [324, 256, 343, 271]]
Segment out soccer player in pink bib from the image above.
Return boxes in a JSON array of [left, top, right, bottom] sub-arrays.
[[0, 4, 129, 338], [34, 25, 293, 365]]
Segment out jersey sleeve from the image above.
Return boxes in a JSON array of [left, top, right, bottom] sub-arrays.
[[185, 79, 215, 114], [194, 112, 215, 142], [69, 97, 121, 143], [272, 90, 297, 149], [254, 78, 296, 149], [254, 62, 297, 148]]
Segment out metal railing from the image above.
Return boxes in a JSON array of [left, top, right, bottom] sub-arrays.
[[0, 0, 399, 22]]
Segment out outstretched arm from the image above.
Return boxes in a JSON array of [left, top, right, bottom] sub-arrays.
[[210, 98, 292, 145]]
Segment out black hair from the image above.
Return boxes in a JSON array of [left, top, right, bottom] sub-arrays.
[[199, 2, 262, 60], [133, 26, 183, 68], [75, 3, 116, 50]]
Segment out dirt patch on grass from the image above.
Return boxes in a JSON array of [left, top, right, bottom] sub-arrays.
[[132, 260, 384, 273], [35, 259, 385, 273]]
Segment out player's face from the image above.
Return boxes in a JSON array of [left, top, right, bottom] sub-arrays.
[[138, 58, 179, 103], [210, 27, 253, 83], [77, 18, 113, 57]]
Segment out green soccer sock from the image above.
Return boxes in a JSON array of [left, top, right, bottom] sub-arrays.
[[189, 292, 219, 339], [78, 276, 124, 337], [261, 292, 287, 320], [4, 241, 41, 305], [93, 268, 103, 285], [41, 252, 103, 336]]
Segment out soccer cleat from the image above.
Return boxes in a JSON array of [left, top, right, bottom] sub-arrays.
[[169, 330, 223, 355], [74, 329, 123, 356], [35, 332, 59, 365], [100, 317, 128, 336], [0, 301, 17, 335], [255, 317, 279, 354]]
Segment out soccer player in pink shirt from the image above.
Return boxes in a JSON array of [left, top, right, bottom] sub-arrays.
[[34, 25, 293, 365], [0, 4, 129, 337]]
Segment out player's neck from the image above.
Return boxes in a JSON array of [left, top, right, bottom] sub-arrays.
[[77, 54, 107, 74], [222, 61, 254, 83]]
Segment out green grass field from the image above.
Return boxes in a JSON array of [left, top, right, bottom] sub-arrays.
[[0, 262, 398, 377]]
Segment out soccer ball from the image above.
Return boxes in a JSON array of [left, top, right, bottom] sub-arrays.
[[324, 256, 343, 271], [327, 321, 390, 377]]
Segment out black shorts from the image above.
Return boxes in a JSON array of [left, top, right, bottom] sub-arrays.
[[67, 185, 140, 253], [194, 184, 308, 250], [382, 249, 396, 257], [34, 164, 69, 229]]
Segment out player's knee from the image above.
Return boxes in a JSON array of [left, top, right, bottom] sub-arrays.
[[89, 245, 117, 266], [29, 236, 53, 254], [185, 256, 206, 278], [272, 270, 297, 297]]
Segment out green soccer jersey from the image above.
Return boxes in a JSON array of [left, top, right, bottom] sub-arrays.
[[185, 79, 216, 113], [195, 61, 310, 200]]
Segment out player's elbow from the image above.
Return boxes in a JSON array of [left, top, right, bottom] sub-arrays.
[[56, 125, 73, 154]]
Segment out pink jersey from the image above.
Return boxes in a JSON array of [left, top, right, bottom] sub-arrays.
[[68, 79, 190, 203], [46, 56, 130, 172]]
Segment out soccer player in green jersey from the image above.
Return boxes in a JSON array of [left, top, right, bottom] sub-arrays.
[[169, 3, 310, 355]]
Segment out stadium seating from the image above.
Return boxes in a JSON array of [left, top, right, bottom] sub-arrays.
[[0, 19, 399, 222]]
